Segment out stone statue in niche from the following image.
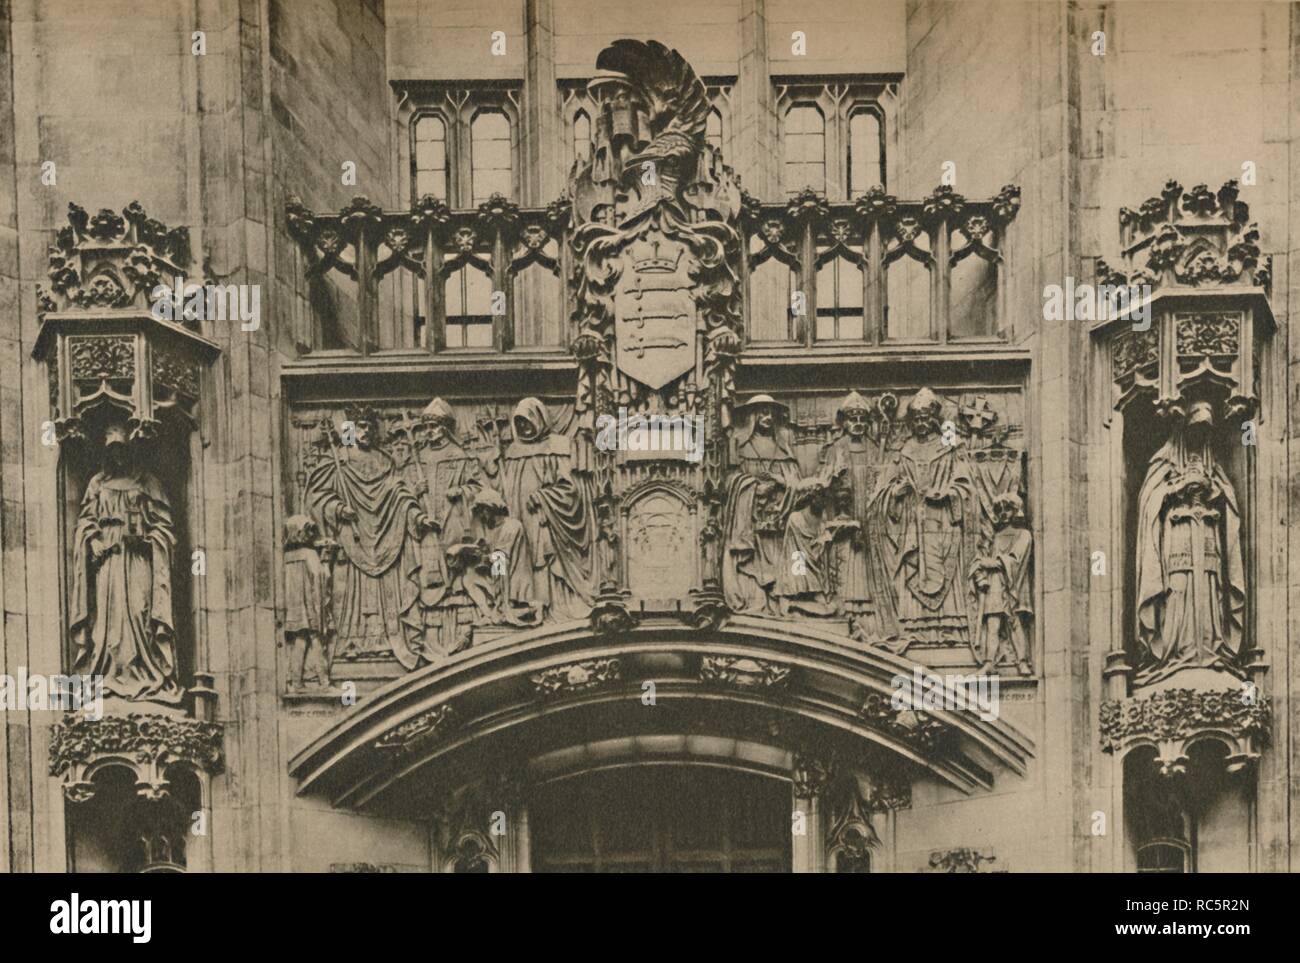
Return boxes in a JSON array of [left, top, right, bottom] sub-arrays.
[[1134, 400, 1245, 684], [868, 388, 978, 645], [283, 514, 336, 689], [969, 492, 1033, 675], [722, 396, 805, 614], [305, 408, 436, 669], [70, 422, 182, 704], [501, 398, 595, 621]]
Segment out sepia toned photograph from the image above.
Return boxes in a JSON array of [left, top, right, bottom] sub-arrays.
[[0, 0, 1292, 911]]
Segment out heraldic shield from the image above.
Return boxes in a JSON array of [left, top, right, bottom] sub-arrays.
[[612, 234, 698, 391]]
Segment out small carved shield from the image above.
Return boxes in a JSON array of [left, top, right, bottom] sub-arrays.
[[613, 239, 697, 390]]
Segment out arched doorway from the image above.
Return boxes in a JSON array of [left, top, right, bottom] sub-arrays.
[[530, 767, 791, 873]]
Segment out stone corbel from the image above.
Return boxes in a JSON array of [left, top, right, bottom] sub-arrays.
[[1100, 686, 1270, 777], [49, 712, 225, 802], [433, 774, 527, 873]]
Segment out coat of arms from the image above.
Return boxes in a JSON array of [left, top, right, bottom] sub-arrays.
[[612, 236, 697, 390]]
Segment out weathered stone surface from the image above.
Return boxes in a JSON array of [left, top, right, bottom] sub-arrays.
[[0, 0, 1290, 875]]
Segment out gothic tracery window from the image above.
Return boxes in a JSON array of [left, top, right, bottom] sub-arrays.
[[402, 85, 520, 208], [816, 254, 865, 341], [706, 107, 724, 153], [470, 108, 513, 204], [782, 103, 826, 195], [401, 86, 520, 348], [776, 81, 888, 199], [413, 114, 449, 201], [573, 108, 592, 164], [445, 263, 495, 348], [848, 108, 883, 198]]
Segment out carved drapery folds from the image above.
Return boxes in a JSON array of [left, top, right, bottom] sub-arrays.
[[1094, 180, 1274, 778], [283, 385, 1031, 676], [718, 386, 1032, 669], [36, 205, 224, 870], [281, 42, 1030, 682], [70, 425, 184, 704], [35, 203, 220, 717]]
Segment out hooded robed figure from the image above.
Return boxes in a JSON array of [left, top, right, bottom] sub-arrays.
[[1134, 401, 1245, 683], [501, 398, 595, 620], [722, 396, 806, 613], [70, 424, 182, 703]]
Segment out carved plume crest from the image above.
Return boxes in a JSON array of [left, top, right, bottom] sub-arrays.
[[594, 39, 710, 161], [572, 39, 739, 230]]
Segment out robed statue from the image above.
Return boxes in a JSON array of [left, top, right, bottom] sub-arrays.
[[501, 398, 595, 620], [463, 488, 537, 625], [403, 398, 489, 658], [70, 423, 182, 703], [869, 388, 977, 644], [306, 408, 436, 668], [819, 391, 885, 633], [719, 395, 838, 616], [408, 398, 482, 551], [1134, 400, 1245, 683]]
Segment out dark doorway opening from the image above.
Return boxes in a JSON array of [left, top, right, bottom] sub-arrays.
[[531, 766, 791, 873]]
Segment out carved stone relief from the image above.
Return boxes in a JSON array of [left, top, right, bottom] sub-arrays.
[[283, 384, 1031, 676], [928, 848, 999, 873], [283, 514, 338, 690], [530, 658, 621, 697], [287, 397, 587, 676], [699, 655, 791, 688], [717, 386, 1032, 666], [624, 489, 696, 599], [280, 41, 1032, 684]]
